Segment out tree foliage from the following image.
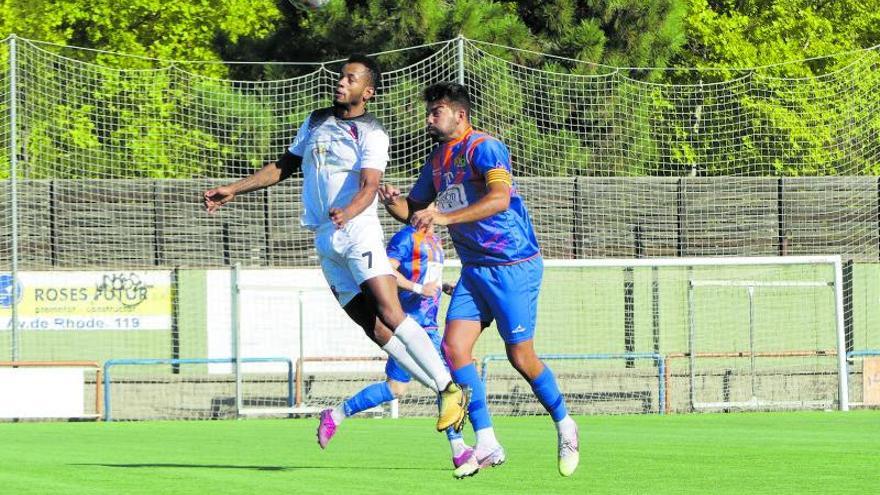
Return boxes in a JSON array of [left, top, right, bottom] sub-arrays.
[[1, 0, 281, 70], [672, 0, 880, 175], [1, 0, 878, 179]]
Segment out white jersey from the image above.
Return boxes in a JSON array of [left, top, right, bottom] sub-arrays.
[[288, 108, 390, 230]]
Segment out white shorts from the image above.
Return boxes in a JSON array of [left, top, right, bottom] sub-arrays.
[[314, 216, 394, 306]]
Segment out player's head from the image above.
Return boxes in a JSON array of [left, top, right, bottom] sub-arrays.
[[335, 54, 382, 110], [423, 82, 471, 142]]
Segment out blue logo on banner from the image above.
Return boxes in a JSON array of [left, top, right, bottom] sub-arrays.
[[0, 274, 23, 308]]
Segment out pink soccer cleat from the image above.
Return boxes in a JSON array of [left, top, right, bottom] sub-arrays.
[[316, 409, 338, 449], [452, 447, 479, 479]]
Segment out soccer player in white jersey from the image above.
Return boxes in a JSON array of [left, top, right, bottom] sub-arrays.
[[203, 55, 468, 436], [316, 222, 476, 472]]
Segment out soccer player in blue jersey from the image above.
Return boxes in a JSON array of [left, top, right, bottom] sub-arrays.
[[379, 82, 579, 478], [316, 223, 474, 470]]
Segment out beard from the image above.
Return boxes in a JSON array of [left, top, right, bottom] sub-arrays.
[[333, 98, 351, 111], [427, 126, 445, 142], [333, 89, 363, 111]]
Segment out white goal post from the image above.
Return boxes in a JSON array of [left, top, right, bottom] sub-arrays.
[[229, 264, 391, 418], [223, 255, 848, 418], [449, 255, 849, 414], [687, 278, 842, 411]]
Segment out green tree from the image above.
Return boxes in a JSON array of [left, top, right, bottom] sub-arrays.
[[1, 0, 281, 73], [1, 0, 287, 179], [679, 0, 880, 77], [514, 0, 689, 77], [673, 0, 880, 176], [223, 0, 540, 80]]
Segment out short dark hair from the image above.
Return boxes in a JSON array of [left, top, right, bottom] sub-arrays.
[[345, 53, 381, 90], [423, 82, 471, 114]]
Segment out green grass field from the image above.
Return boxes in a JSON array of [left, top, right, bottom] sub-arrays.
[[1, 411, 878, 495]]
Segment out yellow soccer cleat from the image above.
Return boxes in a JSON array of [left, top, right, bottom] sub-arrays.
[[437, 382, 469, 432]]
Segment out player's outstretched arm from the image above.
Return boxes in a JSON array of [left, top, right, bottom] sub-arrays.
[[204, 151, 301, 213], [379, 184, 432, 225], [379, 184, 408, 223], [411, 180, 510, 230]]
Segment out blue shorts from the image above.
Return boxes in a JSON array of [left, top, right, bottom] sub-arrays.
[[385, 329, 443, 383], [446, 256, 543, 345]]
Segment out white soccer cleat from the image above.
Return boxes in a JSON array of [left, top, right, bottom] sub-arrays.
[[475, 444, 506, 468], [557, 424, 580, 477]]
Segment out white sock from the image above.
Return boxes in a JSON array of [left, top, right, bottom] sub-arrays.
[[331, 404, 346, 424], [449, 437, 467, 456], [475, 427, 500, 451], [555, 415, 577, 435], [381, 336, 438, 393], [393, 316, 453, 391]]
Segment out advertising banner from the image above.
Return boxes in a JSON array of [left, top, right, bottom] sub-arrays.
[[0, 271, 172, 331]]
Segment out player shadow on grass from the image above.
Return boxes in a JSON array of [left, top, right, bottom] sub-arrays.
[[71, 463, 446, 472]]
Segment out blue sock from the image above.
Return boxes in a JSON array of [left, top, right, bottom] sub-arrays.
[[445, 426, 463, 441], [451, 363, 492, 431], [530, 364, 568, 421], [343, 382, 394, 417]]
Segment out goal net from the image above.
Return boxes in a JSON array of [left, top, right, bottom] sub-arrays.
[[156, 256, 841, 419], [468, 256, 847, 415], [2, 37, 879, 267]]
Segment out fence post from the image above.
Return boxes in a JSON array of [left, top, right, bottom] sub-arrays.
[[457, 35, 465, 86], [676, 178, 685, 257], [623, 267, 634, 368], [777, 177, 787, 255], [843, 260, 854, 359], [9, 35, 20, 360], [231, 263, 242, 416], [572, 176, 583, 258]]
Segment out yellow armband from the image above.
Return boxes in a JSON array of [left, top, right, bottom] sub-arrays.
[[485, 168, 512, 187]]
